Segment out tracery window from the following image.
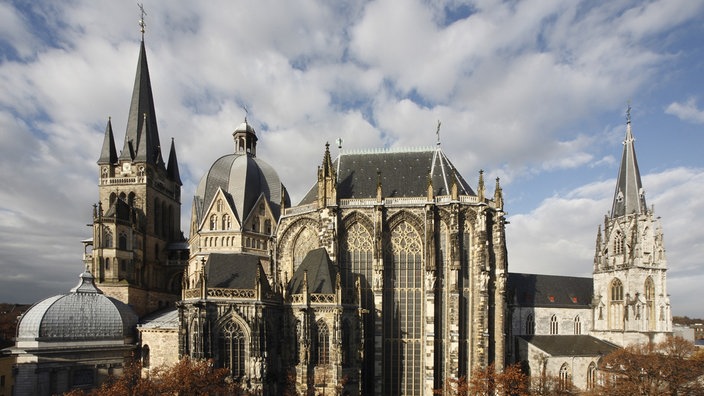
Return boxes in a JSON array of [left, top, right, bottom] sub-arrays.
[[613, 230, 625, 255], [222, 214, 231, 230], [210, 214, 217, 231], [317, 320, 330, 365], [218, 321, 247, 378], [550, 314, 559, 335], [574, 315, 581, 335], [293, 228, 317, 271], [610, 278, 624, 329], [118, 232, 128, 250], [587, 362, 597, 390], [383, 221, 423, 396], [525, 314, 535, 335], [340, 222, 373, 303], [103, 228, 114, 248], [154, 198, 161, 236], [559, 363, 570, 391]]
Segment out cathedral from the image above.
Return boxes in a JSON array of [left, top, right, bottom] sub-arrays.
[[6, 33, 671, 395]]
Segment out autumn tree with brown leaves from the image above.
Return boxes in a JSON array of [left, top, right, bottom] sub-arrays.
[[64, 356, 242, 396], [591, 336, 704, 396], [435, 363, 529, 396]]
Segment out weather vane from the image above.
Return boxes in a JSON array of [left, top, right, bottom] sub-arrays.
[[626, 100, 632, 124], [138, 3, 147, 38]]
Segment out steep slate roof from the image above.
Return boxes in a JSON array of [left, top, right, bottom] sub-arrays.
[[288, 248, 338, 295], [520, 335, 619, 357], [118, 39, 164, 169], [507, 273, 593, 308], [205, 253, 270, 294], [97, 117, 117, 165], [611, 120, 647, 218], [166, 138, 182, 185], [299, 147, 475, 205]]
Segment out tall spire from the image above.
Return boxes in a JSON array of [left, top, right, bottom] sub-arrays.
[[97, 117, 117, 165], [167, 137, 182, 185], [118, 36, 164, 169], [611, 107, 647, 218]]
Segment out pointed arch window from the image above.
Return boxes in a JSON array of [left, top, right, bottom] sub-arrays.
[[610, 278, 624, 329], [383, 221, 423, 395], [525, 314, 535, 335], [216, 199, 223, 212], [218, 321, 247, 378], [103, 228, 113, 248], [118, 232, 128, 250], [209, 214, 217, 231], [293, 228, 317, 271], [559, 363, 570, 391], [587, 362, 597, 390], [317, 320, 330, 365], [550, 315, 559, 335], [614, 230, 625, 255], [222, 214, 231, 230], [574, 315, 582, 335]]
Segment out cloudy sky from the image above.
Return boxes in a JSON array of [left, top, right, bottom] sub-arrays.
[[1, 0, 703, 317]]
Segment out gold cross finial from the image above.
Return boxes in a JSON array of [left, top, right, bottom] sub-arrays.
[[138, 3, 147, 39]]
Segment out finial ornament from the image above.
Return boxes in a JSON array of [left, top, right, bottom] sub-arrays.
[[626, 101, 632, 125], [243, 105, 249, 123], [436, 120, 442, 146], [138, 3, 147, 39]]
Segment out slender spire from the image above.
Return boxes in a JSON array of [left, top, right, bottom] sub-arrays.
[[118, 38, 164, 169], [611, 108, 647, 218], [97, 117, 117, 165], [167, 137, 182, 185]]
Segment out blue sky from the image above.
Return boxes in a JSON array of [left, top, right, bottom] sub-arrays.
[[1, 0, 703, 317]]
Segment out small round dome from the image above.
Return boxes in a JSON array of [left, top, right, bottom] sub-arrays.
[[17, 271, 138, 344], [233, 121, 256, 135]]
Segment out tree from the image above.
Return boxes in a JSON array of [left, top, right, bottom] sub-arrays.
[[64, 356, 241, 396], [435, 363, 528, 396], [593, 336, 704, 396]]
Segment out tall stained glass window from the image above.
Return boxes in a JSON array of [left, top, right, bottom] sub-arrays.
[[383, 222, 423, 395]]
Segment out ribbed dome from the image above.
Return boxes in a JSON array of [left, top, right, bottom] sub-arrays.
[[17, 271, 138, 343], [194, 153, 289, 224]]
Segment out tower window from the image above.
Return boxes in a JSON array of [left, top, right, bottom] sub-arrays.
[[317, 320, 330, 365], [526, 314, 535, 335]]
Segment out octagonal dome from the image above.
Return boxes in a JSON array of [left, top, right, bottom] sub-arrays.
[[16, 271, 138, 345]]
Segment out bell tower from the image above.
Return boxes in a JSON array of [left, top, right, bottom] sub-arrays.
[[90, 18, 186, 317], [591, 109, 671, 345]]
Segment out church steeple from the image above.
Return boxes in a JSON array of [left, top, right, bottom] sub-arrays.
[[610, 109, 647, 218], [167, 137, 182, 185], [118, 38, 164, 169], [97, 117, 117, 165]]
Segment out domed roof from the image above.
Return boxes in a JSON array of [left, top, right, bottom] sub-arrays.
[[195, 153, 288, 223], [16, 271, 138, 344]]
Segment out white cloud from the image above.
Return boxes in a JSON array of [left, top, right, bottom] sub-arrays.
[[0, 1, 702, 318], [665, 97, 704, 124]]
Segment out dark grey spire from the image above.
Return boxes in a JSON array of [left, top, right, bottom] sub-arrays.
[[167, 137, 182, 185], [118, 40, 164, 169], [611, 118, 647, 218], [97, 117, 117, 165]]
